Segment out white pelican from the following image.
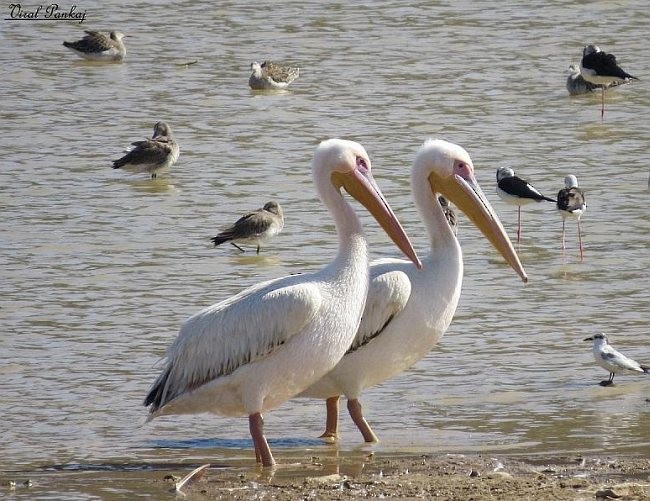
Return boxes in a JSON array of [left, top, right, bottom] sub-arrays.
[[496, 166, 555, 243], [112, 122, 180, 179], [556, 175, 586, 259], [584, 333, 649, 386], [580, 44, 638, 118], [211, 201, 284, 254], [144, 139, 421, 466], [299, 139, 527, 442], [63, 30, 127, 61], [249, 61, 299, 90]]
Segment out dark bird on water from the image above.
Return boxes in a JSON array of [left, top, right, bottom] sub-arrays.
[[63, 30, 127, 61], [211, 201, 284, 254], [580, 44, 638, 118], [556, 174, 586, 259], [249, 61, 300, 90], [112, 122, 180, 179]]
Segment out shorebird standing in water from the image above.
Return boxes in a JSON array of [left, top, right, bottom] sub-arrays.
[[211, 201, 284, 254], [580, 44, 638, 118], [566, 64, 627, 96], [557, 174, 586, 259], [496, 167, 555, 243], [112, 122, 180, 179], [438, 196, 458, 236], [584, 333, 649, 386], [249, 61, 299, 90], [63, 30, 127, 61]]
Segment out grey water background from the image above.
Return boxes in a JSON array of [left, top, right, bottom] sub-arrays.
[[1, 1, 648, 498]]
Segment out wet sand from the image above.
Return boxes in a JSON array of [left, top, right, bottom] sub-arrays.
[[158, 452, 650, 500]]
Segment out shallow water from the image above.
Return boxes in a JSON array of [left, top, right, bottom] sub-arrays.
[[1, 1, 649, 498]]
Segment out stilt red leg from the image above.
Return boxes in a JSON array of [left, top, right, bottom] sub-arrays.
[[577, 219, 584, 260]]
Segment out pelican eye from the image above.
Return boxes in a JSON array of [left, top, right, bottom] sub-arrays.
[[356, 157, 369, 172], [454, 160, 472, 178]]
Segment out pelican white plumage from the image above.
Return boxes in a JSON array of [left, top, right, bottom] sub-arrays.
[[299, 139, 527, 442], [144, 139, 421, 467]]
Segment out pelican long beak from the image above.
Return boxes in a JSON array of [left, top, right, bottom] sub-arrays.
[[431, 171, 528, 282], [334, 170, 422, 269]]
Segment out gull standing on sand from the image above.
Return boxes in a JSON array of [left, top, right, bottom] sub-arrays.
[[584, 333, 649, 386], [144, 139, 420, 467], [557, 175, 586, 259], [496, 167, 555, 243], [299, 140, 527, 443], [580, 44, 638, 118], [211, 201, 284, 254], [249, 61, 300, 90], [112, 122, 180, 179], [63, 30, 127, 61]]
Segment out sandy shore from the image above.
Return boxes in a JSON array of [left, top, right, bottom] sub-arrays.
[[159, 452, 650, 500]]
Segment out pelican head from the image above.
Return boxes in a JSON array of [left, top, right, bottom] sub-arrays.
[[314, 139, 421, 269], [414, 139, 527, 282]]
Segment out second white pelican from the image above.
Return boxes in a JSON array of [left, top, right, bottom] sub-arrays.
[[299, 139, 527, 442], [144, 139, 421, 466]]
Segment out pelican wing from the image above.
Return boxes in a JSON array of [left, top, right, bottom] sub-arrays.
[[347, 263, 411, 353], [145, 276, 322, 411]]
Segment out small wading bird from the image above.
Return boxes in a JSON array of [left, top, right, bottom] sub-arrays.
[[580, 44, 638, 118], [584, 333, 649, 386], [143, 139, 421, 467], [557, 175, 586, 259], [112, 122, 179, 179], [298, 140, 527, 443], [496, 167, 555, 243], [63, 30, 127, 61], [437, 196, 458, 235], [566, 63, 627, 96], [249, 61, 300, 90], [211, 201, 284, 254]]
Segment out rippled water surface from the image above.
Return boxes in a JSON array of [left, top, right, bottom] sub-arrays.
[[1, 1, 649, 498]]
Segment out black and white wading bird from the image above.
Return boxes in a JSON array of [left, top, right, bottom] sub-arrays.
[[298, 140, 527, 443], [584, 333, 649, 386], [566, 63, 627, 96], [143, 139, 421, 467], [580, 44, 638, 118], [63, 30, 127, 61], [496, 167, 555, 243], [112, 122, 179, 179], [557, 175, 586, 259], [249, 61, 300, 90], [211, 201, 284, 254]]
